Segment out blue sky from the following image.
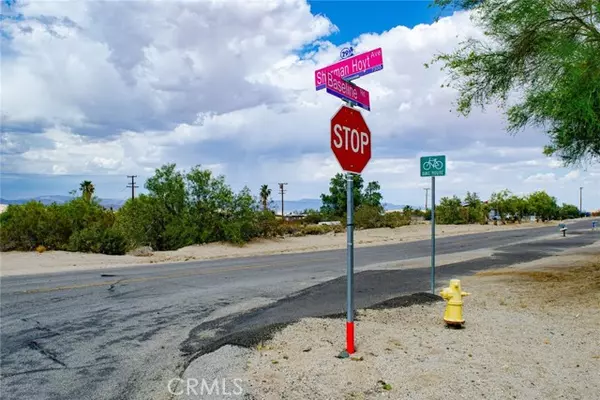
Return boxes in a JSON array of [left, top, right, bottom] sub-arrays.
[[307, 0, 454, 44], [0, 0, 597, 210]]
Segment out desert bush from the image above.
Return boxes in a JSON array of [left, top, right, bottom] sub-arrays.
[[301, 224, 332, 235], [331, 223, 345, 233], [255, 211, 283, 238], [0, 199, 115, 252], [383, 211, 410, 228], [354, 205, 384, 229], [68, 226, 104, 253], [99, 228, 128, 255]]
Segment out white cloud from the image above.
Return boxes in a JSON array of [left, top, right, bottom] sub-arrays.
[[1, 1, 596, 209]]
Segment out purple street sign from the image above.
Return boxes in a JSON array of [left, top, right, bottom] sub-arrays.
[[325, 72, 370, 111], [315, 47, 383, 91]]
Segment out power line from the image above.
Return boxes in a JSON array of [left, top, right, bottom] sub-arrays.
[[127, 175, 139, 200], [278, 182, 288, 219]]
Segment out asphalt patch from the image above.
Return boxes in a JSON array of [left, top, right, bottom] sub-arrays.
[[183, 292, 443, 363]]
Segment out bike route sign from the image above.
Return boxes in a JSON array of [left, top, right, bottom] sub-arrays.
[[420, 155, 446, 177]]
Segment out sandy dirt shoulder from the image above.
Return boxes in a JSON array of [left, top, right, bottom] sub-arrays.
[[0, 221, 559, 277], [241, 242, 600, 400]]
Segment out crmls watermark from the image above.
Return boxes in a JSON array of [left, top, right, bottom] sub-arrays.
[[168, 378, 244, 397]]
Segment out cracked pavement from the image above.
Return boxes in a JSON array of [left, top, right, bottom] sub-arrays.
[[1, 220, 596, 400]]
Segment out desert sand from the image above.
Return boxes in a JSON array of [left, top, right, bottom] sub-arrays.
[[242, 242, 600, 400], [0, 221, 557, 277]]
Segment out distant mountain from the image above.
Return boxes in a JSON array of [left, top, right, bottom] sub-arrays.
[[0, 196, 127, 209]]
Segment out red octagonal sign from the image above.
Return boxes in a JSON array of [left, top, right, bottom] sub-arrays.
[[331, 105, 371, 174]]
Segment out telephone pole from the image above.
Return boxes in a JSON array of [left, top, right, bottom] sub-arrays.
[[278, 182, 288, 219], [424, 187, 430, 210], [127, 175, 139, 200], [579, 186, 583, 215]]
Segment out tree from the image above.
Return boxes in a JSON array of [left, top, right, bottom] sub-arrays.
[[259, 184, 272, 211], [79, 180, 95, 203], [436, 195, 465, 224], [527, 190, 559, 221], [464, 191, 487, 224], [559, 203, 580, 219], [489, 189, 514, 223], [507, 195, 530, 223], [430, 0, 600, 165], [320, 173, 383, 218], [186, 167, 235, 244], [363, 181, 384, 211]]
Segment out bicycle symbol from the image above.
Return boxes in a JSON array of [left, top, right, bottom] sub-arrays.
[[422, 157, 444, 171]]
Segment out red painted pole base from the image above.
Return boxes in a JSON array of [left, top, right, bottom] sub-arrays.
[[346, 321, 355, 354]]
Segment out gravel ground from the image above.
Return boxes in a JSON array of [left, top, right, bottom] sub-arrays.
[[242, 245, 600, 400]]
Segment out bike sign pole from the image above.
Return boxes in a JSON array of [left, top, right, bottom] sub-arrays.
[[420, 155, 444, 294], [431, 175, 436, 294]]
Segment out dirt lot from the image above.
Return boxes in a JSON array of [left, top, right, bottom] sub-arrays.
[[243, 243, 600, 400], [0, 221, 556, 277]]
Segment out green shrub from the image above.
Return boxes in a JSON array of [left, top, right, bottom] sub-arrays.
[[68, 227, 103, 253], [99, 228, 128, 255], [255, 211, 283, 238], [355, 205, 384, 229], [383, 211, 410, 228]]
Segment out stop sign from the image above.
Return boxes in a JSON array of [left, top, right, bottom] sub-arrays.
[[330, 105, 371, 174]]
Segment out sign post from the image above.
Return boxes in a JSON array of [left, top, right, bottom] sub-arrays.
[[420, 155, 446, 294], [318, 47, 382, 355], [346, 171, 354, 353]]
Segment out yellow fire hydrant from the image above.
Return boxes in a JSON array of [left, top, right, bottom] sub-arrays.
[[440, 279, 470, 327]]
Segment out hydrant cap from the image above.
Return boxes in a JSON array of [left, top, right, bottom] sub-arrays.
[[450, 279, 461, 290]]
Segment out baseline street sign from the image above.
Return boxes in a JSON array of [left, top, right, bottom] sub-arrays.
[[331, 105, 371, 174], [315, 48, 383, 91], [325, 72, 370, 111], [420, 155, 446, 177]]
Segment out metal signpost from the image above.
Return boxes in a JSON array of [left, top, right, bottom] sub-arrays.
[[420, 155, 446, 294], [317, 47, 382, 354]]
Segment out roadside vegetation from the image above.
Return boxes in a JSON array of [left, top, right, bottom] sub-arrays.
[[0, 164, 587, 255]]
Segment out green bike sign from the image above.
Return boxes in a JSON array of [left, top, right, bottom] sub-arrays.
[[420, 155, 446, 177]]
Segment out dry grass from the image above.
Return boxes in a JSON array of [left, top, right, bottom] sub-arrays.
[[475, 260, 600, 308]]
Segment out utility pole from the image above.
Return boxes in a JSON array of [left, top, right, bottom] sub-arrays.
[[579, 186, 583, 215], [424, 187, 430, 211], [127, 175, 139, 200], [278, 182, 288, 220]]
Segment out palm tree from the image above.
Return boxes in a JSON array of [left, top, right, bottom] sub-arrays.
[[80, 180, 95, 202], [259, 184, 271, 211]]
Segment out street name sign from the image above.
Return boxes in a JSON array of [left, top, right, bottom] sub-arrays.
[[325, 72, 370, 111], [331, 105, 372, 174], [315, 48, 383, 91], [420, 155, 446, 177]]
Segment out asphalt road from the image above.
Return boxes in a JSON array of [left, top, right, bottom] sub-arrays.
[[1, 221, 597, 400]]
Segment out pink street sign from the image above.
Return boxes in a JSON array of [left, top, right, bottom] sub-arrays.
[[314, 47, 383, 91], [325, 72, 370, 111]]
